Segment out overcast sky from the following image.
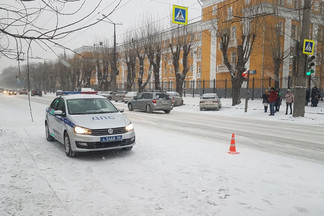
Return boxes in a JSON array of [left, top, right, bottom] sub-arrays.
[[0, 0, 202, 73]]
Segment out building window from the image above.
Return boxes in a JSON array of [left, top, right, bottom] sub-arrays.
[[245, 0, 251, 4], [231, 26, 236, 40], [231, 52, 237, 64], [227, 7, 233, 20], [321, 3, 324, 14], [314, 1, 320, 12], [318, 28, 323, 41], [212, 5, 217, 16], [170, 67, 173, 74], [278, 0, 284, 6], [287, 0, 292, 4], [197, 47, 201, 58], [190, 65, 193, 73], [164, 67, 167, 75], [276, 21, 284, 35], [291, 24, 298, 40]]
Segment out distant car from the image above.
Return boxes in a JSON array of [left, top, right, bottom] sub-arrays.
[[98, 91, 114, 100], [199, 93, 221, 111], [114, 91, 127, 102], [45, 94, 135, 157], [167, 91, 183, 106], [123, 91, 138, 103], [9, 89, 17, 95], [19, 88, 28, 95], [31, 89, 42, 96], [127, 92, 173, 114], [56, 90, 63, 96]]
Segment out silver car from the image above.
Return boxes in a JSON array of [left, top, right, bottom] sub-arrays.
[[167, 91, 183, 106], [45, 94, 135, 157], [123, 91, 138, 103], [199, 93, 221, 111], [127, 92, 173, 114]]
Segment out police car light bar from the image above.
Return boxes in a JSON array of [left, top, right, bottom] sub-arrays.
[[61, 91, 98, 95]]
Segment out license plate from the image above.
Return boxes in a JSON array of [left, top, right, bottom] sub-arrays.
[[100, 135, 122, 142]]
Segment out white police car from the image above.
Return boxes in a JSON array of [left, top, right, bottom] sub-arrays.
[[45, 93, 135, 157]]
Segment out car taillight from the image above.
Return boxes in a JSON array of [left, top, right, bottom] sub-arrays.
[[153, 99, 157, 103], [200, 101, 205, 103]]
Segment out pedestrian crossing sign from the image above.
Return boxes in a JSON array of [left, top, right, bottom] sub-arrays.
[[303, 39, 315, 55], [172, 5, 188, 25]]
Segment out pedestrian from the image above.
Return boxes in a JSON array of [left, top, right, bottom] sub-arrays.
[[305, 89, 310, 105], [285, 89, 294, 115], [311, 86, 320, 107], [262, 89, 269, 113], [268, 87, 277, 116], [275, 88, 282, 112]]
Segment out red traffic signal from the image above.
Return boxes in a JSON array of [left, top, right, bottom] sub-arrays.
[[242, 70, 248, 78]]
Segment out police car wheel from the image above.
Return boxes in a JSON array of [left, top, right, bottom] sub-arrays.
[[164, 110, 170, 114], [128, 103, 133, 111], [64, 133, 76, 157], [45, 123, 54, 141]]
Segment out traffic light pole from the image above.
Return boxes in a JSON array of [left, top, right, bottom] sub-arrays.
[[293, 0, 311, 117]]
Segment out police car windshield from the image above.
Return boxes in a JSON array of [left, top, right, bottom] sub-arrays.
[[67, 98, 118, 115]]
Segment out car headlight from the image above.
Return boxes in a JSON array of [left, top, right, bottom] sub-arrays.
[[125, 123, 134, 132], [73, 126, 92, 135]]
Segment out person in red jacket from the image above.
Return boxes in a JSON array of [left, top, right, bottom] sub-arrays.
[[268, 87, 277, 116]]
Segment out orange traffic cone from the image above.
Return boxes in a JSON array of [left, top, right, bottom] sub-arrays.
[[228, 133, 239, 154]]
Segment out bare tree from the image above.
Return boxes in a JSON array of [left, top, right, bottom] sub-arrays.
[[144, 18, 163, 91], [0, 0, 122, 63], [135, 32, 152, 92], [169, 25, 196, 96], [212, 2, 262, 106], [123, 32, 137, 91]]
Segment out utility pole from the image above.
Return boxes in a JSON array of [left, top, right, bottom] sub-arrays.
[[293, 0, 312, 117], [101, 15, 122, 92]]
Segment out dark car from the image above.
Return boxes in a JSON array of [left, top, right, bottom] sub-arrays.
[[9, 89, 17, 95], [31, 89, 42, 96]]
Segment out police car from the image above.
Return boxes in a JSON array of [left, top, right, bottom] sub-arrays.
[[45, 92, 135, 157]]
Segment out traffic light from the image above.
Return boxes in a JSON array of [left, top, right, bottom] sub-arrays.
[[242, 69, 249, 79], [306, 55, 315, 76]]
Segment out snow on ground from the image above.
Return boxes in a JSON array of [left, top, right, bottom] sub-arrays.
[[177, 95, 324, 125], [0, 93, 324, 216]]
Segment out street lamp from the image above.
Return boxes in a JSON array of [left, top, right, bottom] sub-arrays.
[[99, 15, 122, 92]]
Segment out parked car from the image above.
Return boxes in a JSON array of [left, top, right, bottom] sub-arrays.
[[123, 91, 138, 103], [113, 91, 127, 102], [56, 90, 63, 96], [19, 88, 28, 95], [127, 92, 173, 114], [167, 91, 183, 106], [45, 94, 135, 157], [9, 89, 17, 95], [98, 91, 114, 100], [199, 93, 221, 111], [31, 89, 42, 96]]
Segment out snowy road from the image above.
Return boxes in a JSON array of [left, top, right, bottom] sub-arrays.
[[1, 94, 324, 216]]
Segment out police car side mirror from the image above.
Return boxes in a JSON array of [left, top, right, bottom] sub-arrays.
[[54, 110, 64, 116], [119, 109, 124, 113]]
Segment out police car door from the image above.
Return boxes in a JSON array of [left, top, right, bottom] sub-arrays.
[[54, 98, 66, 143], [47, 97, 60, 139]]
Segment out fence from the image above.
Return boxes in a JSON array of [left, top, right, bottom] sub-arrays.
[[114, 76, 323, 99]]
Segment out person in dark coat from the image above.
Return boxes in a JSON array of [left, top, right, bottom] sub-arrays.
[[305, 89, 310, 105], [311, 86, 320, 107], [262, 89, 270, 113], [275, 88, 282, 112], [268, 87, 277, 116]]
